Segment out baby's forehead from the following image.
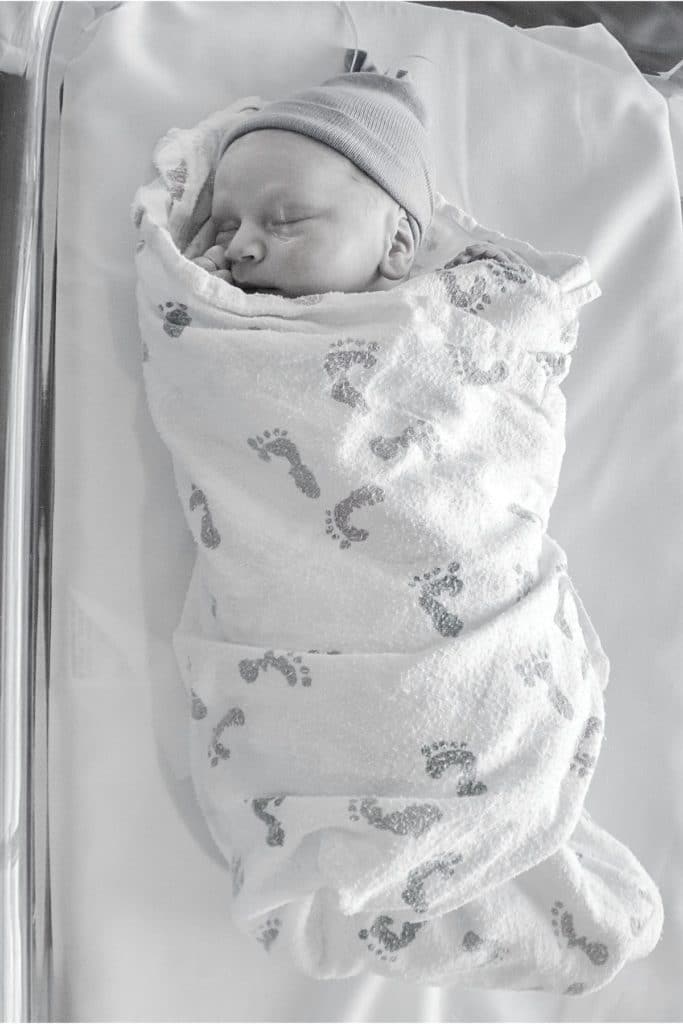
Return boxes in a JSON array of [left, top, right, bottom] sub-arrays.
[[217, 129, 362, 187]]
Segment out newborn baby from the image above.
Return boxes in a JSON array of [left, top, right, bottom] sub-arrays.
[[186, 70, 524, 298], [134, 64, 664, 989]]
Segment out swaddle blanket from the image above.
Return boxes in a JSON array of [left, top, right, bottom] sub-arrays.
[[132, 98, 664, 994]]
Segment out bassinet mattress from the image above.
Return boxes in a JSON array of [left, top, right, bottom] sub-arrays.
[[49, 2, 683, 1021]]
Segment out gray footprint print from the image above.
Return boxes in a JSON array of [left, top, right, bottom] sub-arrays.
[[421, 740, 487, 795], [536, 351, 569, 381], [208, 706, 246, 767], [358, 915, 426, 963], [190, 688, 207, 720], [447, 343, 509, 386], [323, 337, 380, 413], [238, 649, 312, 688], [369, 419, 443, 462], [569, 716, 602, 778], [164, 159, 188, 200], [564, 982, 586, 995], [401, 851, 464, 913], [250, 794, 286, 847], [247, 428, 320, 499], [189, 484, 221, 549], [462, 930, 510, 965], [347, 797, 442, 838], [438, 270, 493, 314], [509, 503, 543, 527], [325, 484, 385, 549], [551, 900, 609, 966], [514, 647, 574, 721], [158, 301, 191, 337], [409, 561, 464, 637], [514, 562, 535, 603], [554, 573, 575, 640], [630, 887, 657, 937], [254, 915, 282, 952]]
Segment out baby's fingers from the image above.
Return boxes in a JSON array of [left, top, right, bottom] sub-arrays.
[[449, 244, 492, 265]]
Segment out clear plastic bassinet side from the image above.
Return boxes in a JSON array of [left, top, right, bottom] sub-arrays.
[[0, 4, 62, 1019], [0, 3, 122, 1020]]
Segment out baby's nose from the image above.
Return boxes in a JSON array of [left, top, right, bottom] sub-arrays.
[[225, 225, 265, 264]]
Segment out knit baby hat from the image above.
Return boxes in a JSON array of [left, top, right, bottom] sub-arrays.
[[219, 71, 435, 245]]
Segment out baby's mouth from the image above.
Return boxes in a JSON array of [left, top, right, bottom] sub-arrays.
[[237, 282, 280, 295]]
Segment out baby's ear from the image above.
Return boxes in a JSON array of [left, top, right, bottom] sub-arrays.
[[380, 209, 415, 281]]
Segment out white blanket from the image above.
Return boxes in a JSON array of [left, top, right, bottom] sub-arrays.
[[132, 99, 663, 994]]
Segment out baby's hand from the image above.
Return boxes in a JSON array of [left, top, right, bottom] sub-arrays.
[[192, 245, 233, 283], [185, 219, 234, 282], [448, 243, 529, 268]]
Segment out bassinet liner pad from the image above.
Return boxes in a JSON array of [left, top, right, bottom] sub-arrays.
[[131, 98, 663, 994]]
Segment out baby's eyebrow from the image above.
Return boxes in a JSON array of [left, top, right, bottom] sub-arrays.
[[214, 184, 313, 214]]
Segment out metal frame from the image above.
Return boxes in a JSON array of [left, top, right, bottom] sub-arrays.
[[1, 3, 61, 1020]]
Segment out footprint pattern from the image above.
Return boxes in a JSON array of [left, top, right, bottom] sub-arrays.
[[172, 241, 602, 976], [630, 887, 657, 937], [133, 205, 145, 229], [554, 574, 575, 641], [358, 915, 426, 963], [514, 562, 535, 603], [401, 851, 464, 913], [239, 649, 312, 688], [208, 706, 246, 767], [408, 562, 464, 638], [487, 256, 534, 289], [447, 343, 509, 386], [369, 419, 443, 462], [254, 915, 282, 952], [536, 351, 569, 381], [514, 647, 575, 721], [509, 503, 543, 527], [569, 716, 602, 778], [462, 929, 510, 965], [325, 484, 385, 549], [421, 740, 488, 795], [437, 270, 493, 314], [251, 795, 286, 847], [158, 301, 191, 338], [323, 337, 380, 413], [190, 689, 207, 720], [141, 340, 150, 363], [550, 900, 609, 966], [247, 428, 320, 499], [189, 484, 221, 549], [347, 797, 443, 838], [564, 982, 586, 995], [164, 159, 188, 201]]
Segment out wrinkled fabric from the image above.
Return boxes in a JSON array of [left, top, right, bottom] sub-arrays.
[[131, 100, 663, 993]]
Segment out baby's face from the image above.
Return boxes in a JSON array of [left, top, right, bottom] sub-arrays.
[[211, 129, 403, 298]]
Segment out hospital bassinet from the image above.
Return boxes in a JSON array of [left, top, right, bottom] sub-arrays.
[[1, 2, 682, 1020]]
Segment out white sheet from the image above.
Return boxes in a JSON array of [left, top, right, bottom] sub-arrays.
[[50, 2, 683, 1020]]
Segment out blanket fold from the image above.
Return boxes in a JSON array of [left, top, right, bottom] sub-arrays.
[[132, 99, 663, 993]]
